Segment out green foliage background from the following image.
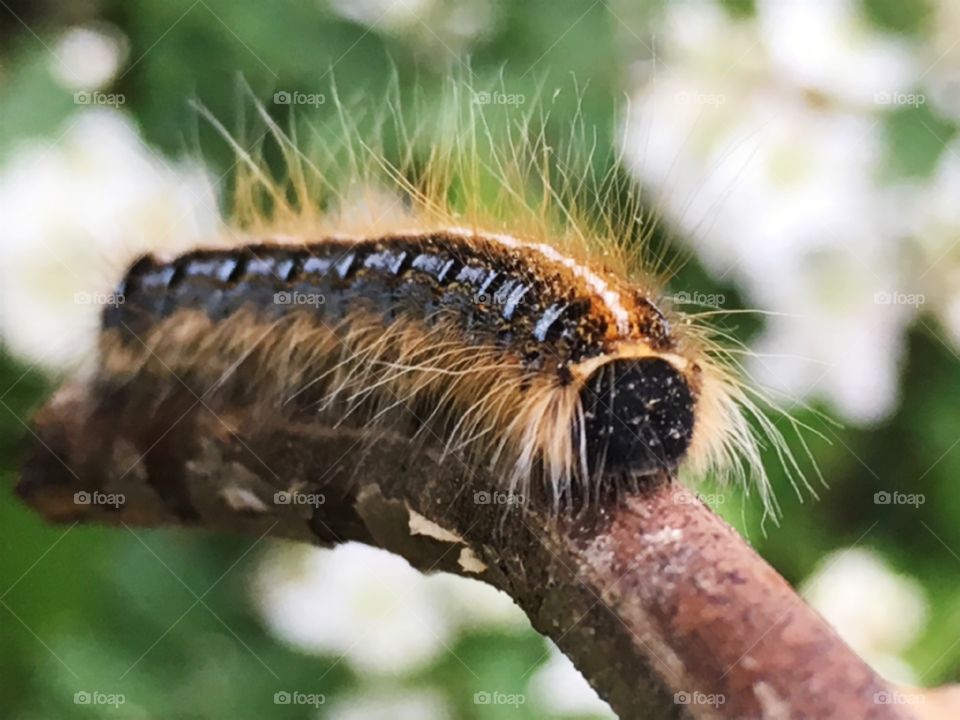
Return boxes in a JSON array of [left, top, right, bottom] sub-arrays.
[[1, 1, 958, 718]]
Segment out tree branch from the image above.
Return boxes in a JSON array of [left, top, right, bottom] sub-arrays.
[[15, 381, 927, 719]]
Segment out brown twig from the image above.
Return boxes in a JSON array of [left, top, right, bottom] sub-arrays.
[[16, 380, 926, 720]]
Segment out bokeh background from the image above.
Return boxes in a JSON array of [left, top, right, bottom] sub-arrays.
[[1, 0, 959, 718]]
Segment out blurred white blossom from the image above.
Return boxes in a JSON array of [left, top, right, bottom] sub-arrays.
[[624, 0, 927, 422], [255, 542, 454, 675], [329, 0, 434, 31], [903, 140, 960, 345], [801, 547, 928, 683], [327, 0, 495, 49], [51, 24, 128, 91], [757, 0, 918, 106], [326, 688, 452, 720], [425, 571, 529, 632], [923, 0, 960, 121], [253, 539, 532, 677], [528, 641, 615, 718], [0, 110, 220, 371], [255, 542, 531, 678]]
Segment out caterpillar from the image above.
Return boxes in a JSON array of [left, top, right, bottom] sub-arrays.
[[88, 80, 792, 517]]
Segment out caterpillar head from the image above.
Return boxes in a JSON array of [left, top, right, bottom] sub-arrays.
[[578, 356, 696, 479]]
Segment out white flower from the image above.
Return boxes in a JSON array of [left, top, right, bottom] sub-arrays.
[[254, 542, 455, 675], [923, 0, 960, 121], [326, 0, 496, 50], [901, 140, 960, 346], [425, 572, 529, 633], [254, 540, 536, 677], [0, 110, 220, 371], [623, 1, 924, 422], [51, 24, 128, 91], [756, 0, 918, 106], [326, 689, 451, 720], [328, 0, 435, 31], [528, 641, 615, 718], [801, 547, 928, 684]]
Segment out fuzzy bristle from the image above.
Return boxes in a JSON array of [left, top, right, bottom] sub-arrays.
[[90, 78, 797, 519]]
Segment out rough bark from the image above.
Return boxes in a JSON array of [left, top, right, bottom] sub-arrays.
[[15, 381, 931, 720]]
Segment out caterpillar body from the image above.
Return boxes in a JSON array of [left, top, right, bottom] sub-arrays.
[[89, 85, 784, 516]]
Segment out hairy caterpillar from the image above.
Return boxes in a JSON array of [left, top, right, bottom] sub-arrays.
[[89, 81, 793, 517]]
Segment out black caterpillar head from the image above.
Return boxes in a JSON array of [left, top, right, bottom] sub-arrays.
[[578, 356, 695, 479]]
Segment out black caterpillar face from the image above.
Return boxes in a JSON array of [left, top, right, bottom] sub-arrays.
[[578, 357, 695, 478]]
